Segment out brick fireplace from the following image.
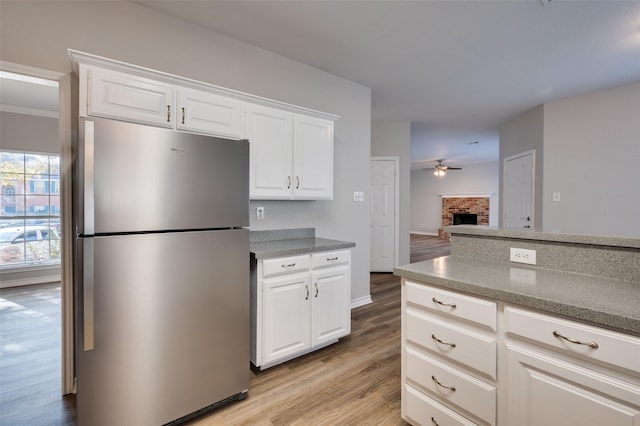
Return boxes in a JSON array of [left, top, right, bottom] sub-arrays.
[[439, 195, 490, 239]]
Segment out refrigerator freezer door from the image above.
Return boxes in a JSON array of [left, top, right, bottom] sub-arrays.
[[77, 117, 249, 235], [76, 229, 249, 426]]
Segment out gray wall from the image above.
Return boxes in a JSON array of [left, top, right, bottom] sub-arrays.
[[371, 121, 411, 266], [543, 80, 640, 237], [410, 161, 500, 235], [0, 1, 373, 301], [499, 81, 640, 237], [499, 105, 544, 229], [0, 111, 59, 152]]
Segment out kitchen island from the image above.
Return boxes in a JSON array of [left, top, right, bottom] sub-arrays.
[[395, 226, 640, 426]]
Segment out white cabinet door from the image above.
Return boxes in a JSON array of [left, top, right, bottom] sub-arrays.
[[246, 104, 294, 199], [87, 67, 175, 128], [311, 265, 350, 347], [293, 114, 334, 200], [262, 272, 311, 365], [176, 88, 244, 139], [506, 344, 640, 426]]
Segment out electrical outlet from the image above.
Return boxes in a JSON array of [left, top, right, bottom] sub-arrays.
[[256, 206, 265, 220], [510, 247, 537, 265]]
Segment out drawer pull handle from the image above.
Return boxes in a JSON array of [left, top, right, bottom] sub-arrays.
[[431, 334, 456, 348], [315, 283, 319, 298], [281, 263, 296, 268], [432, 297, 456, 308], [431, 417, 440, 426], [432, 375, 456, 392], [327, 257, 339, 261], [553, 330, 599, 349], [305, 285, 309, 300]]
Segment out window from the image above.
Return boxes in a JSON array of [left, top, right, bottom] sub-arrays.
[[1, 151, 61, 267]]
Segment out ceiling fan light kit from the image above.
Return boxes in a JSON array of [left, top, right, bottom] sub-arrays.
[[424, 159, 462, 177]]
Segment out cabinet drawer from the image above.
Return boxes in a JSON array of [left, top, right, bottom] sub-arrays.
[[311, 250, 350, 269], [405, 385, 478, 426], [407, 309, 497, 379], [506, 306, 640, 374], [406, 281, 497, 330], [262, 255, 309, 277], [406, 347, 496, 425]]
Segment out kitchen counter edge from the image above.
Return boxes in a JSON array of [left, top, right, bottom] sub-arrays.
[[394, 256, 640, 336], [251, 237, 355, 259]]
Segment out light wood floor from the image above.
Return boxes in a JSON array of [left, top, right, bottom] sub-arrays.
[[0, 235, 449, 425]]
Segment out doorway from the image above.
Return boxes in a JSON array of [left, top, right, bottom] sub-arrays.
[[0, 62, 74, 401], [370, 157, 399, 272], [504, 150, 535, 229]]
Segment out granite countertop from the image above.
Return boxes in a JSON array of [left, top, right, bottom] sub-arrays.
[[251, 237, 356, 259], [446, 225, 640, 249], [394, 256, 640, 336]]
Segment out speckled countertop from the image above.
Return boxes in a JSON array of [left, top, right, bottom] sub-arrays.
[[447, 225, 640, 249], [250, 237, 355, 259], [394, 256, 640, 336]]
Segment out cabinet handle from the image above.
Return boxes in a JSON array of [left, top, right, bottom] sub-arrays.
[[315, 283, 319, 298], [432, 375, 456, 392], [431, 334, 456, 348], [281, 263, 296, 268], [327, 257, 339, 261], [166, 105, 171, 122], [432, 297, 456, 308], [296, 176, 300, 189], [431, 417, 440, 426], [305, 285, 309, 300], [287, 176, 291, 189], [181, 107, 185, 124], [553, 330, 599, 349]]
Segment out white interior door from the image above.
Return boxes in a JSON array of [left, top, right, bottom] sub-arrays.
[[504, 150, 535, 229], [370, 158, 398, 272]]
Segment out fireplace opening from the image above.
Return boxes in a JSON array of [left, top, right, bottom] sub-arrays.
[[452, 213, 478, 225]]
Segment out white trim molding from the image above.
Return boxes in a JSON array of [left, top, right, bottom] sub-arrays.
[[439, 192, 495, 198]]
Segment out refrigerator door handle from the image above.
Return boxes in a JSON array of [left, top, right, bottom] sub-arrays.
[[84, 120, 95, 236], [83, 238, 95, 351]]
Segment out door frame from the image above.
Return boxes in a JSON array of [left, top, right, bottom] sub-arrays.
[[503, 149, 535, 229], [370, 156, 399, 271], [0, 60, 74, 395]]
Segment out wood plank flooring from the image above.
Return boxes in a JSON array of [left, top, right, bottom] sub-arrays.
[[0, 235, 449, 425]]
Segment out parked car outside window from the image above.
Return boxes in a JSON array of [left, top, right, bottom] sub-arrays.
[[0, 226, 60, 265]]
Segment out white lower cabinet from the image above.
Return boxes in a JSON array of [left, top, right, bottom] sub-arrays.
[[252, 250, 351, 369], [401, 279, 640, 426]]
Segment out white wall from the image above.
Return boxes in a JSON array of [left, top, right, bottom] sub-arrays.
[[410, 161, 500, 235], [371, 121, 411, 266], [0, 1, 373, 301], [542, 81, 640, 237]]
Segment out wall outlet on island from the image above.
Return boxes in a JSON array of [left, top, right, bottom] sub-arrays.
[[256, 206, 265, 220], [510, 247, 536, 265]]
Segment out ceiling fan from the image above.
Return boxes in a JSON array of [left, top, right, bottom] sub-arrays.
[[422, 159, 462, 177]]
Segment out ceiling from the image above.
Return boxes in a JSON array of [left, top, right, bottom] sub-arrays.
[[4, 2, 640, 170], [134, 0, 640, 170]]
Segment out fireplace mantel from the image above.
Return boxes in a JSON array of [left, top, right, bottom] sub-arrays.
[[439, 192, 495, 198]]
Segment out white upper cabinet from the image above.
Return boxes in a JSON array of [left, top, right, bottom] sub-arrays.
[[292, 114, 334, 200], [176, 88, 244, 139], [71, 49, 338, 200], [87, 66, 176, 128], [245, 103, 293, 199], [246, 105, 334, 200]]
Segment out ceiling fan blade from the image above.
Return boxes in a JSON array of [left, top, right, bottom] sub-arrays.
[[446, 167, 463, 170]]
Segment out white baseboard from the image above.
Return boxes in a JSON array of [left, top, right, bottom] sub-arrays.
[[410, 231, 439, 236], [0, 274, 61, 289], [351, 295, 373, 309]]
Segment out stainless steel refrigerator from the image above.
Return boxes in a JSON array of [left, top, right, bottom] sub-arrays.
[[74, 117, 250, 425]]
